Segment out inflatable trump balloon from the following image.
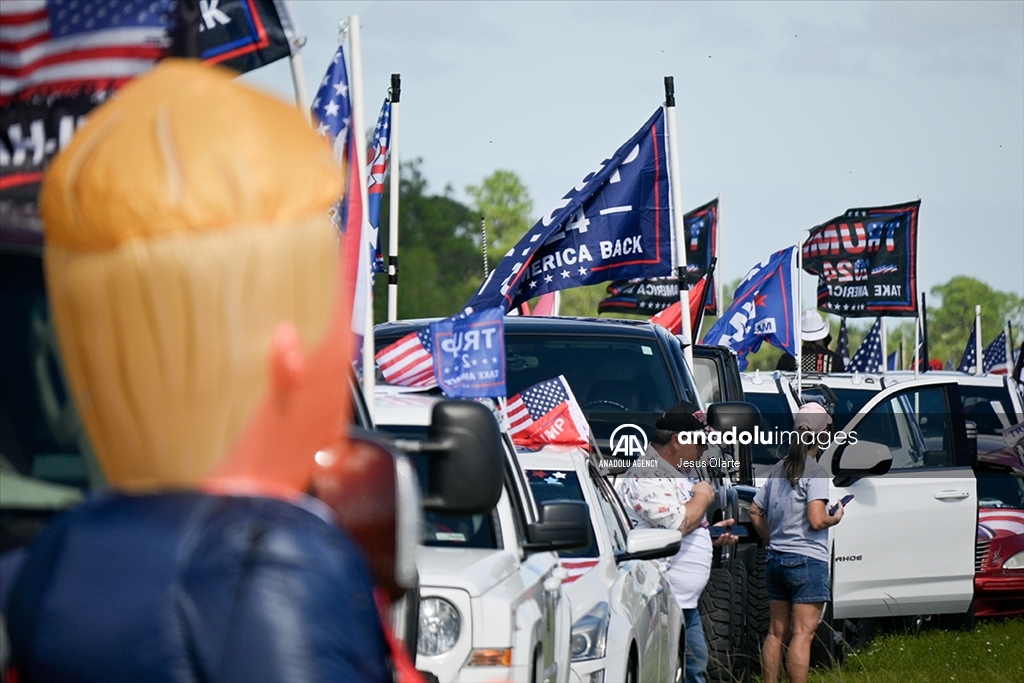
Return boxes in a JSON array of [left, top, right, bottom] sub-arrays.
[[5, 60, 391, 683]]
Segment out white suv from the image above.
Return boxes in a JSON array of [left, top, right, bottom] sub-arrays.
[[373, 389, 584, 683], [516, 444, 684, 683]]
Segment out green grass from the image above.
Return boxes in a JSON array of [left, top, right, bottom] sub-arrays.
[[806, 618, 1024, 683]]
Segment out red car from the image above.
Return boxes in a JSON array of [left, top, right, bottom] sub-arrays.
[[975, 443, 1024, 618]]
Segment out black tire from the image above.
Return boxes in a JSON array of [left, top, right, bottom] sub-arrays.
[[625, 648, 638, 683], [813, 614, 875, 668], [699, 564, 748, 683], [743, 547, 769, 673]]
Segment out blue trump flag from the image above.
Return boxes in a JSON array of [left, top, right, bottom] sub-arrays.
[[702, 247, 799, 370], [430, 308, 506, 398], [465, 107, 673, 313]]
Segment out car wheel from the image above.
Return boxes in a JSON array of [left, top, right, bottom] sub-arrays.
[[743, 547, 769, 671], [699, 564, 747, 683], [624, 648, 638, 683]]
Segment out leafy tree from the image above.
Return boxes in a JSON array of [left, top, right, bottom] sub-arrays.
[[927, 276, 1023, 368], [373, 159, 482, 321], [465, 170, 533, 258]]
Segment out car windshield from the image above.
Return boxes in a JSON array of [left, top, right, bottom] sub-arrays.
[[745, 391, 795, 465], [505, 332, 682, 443], [522, 467, 598, 558], [375, 423, 500, 549], [977, 470, 1024, 509], [958, 384, 1019, 436]]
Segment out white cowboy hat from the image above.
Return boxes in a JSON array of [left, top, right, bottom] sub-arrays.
[[801, 310, 829, 342]]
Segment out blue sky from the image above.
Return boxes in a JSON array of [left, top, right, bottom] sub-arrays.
[[241, 1, 1024, 309]]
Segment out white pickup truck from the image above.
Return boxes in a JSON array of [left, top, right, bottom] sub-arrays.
[[373, 390, 586, 683]]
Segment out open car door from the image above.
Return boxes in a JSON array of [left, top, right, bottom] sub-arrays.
[[825, 378, 976, 620]]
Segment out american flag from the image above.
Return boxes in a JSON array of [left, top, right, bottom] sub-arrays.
[[836, 317, 850, 366], [847, 318, 883, 373], [504, 376, 590, 449], [983, 330, 1008, 375], [957, 329, 977, 374], [365, 96, 389, 274], [375, 330, 436, 388], [311, 43, 372, 339], [0, 0, 171, 106]]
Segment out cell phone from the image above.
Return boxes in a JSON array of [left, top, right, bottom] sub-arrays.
[[829, 494, 854, 515], [708, 525, 749, 538]]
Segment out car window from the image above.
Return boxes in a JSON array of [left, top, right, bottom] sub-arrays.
[[692, 356, 722, 405], [959, 384, 1019, 436], [744, 391, 795, 465], [505, 334, 680, 416], [977, 471, 1024, 509], [523, 468, 599, 558], [855, 387, 953, 469], [376, 423, 500, 549], [591, 472, 629, 553]]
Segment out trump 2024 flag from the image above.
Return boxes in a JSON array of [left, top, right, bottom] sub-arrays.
[[504, 376, 591, 450], [702, 247, 799, 370], [430, 308, 506, 398], [465, 107, 673, 313]]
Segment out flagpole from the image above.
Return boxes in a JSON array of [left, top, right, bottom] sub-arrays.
[[880, 318, 887, 374], [975, 305, 983, 375], [914, 313, 921, 379], [664, 76, 693, 370], [1007, 320, 1014, 375], [387, 73, 401, 322], [921, 292, 930, 372], [348, 15, 375, 417], [795, 243, 802, 397], [715, 193, 722, 318]]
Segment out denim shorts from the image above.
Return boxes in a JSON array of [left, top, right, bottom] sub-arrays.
[[765, 550, 830, 604]]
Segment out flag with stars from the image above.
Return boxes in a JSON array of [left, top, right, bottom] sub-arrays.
[[430, 307, 506, 398], [957, 328, 978, 374], [983, 330, 1008, 375], [311, 43, 374, 339], [375, 329, 436, 388], [464, 107, 673, 314], [365, 96, 390, 274], [701, 247, 799, 370], [801, 200, 920, 317], [837, 317, 851, 367], [847, 318, 884, 373], [504, 376, 591, 450]]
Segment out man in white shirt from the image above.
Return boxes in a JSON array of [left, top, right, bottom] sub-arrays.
[[617, 402, 738, 683]]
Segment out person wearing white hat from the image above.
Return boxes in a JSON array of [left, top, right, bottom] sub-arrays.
[[776, 311, 846, 373], [748, 402, 844, 683]]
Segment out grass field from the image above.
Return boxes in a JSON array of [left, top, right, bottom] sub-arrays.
[[805, 618, 1024, 683]]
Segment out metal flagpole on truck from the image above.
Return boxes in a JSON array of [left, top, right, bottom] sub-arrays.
[[347, 15, 375, 417], [664, 76, 693, 370], [387, 74, 401, 322], [974, 305, 983, 375]]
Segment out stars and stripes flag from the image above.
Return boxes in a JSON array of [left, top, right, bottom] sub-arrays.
[[375, 330, 436, 388], [312, 43, 373, 339], [0, 0, 171, 107], [365, 96, 390, 274], [983, 330, 1009, 375], [836, 318, 851, 367], [504, 376, 590, 450], [847, 318, 884, 373], [957, 329, 977, 374]]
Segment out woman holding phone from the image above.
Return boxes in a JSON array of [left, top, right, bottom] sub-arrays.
[[749, 402, 845, 683]]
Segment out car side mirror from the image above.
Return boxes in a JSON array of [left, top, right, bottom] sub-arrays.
[[707, 401, 761, 433], [311, 427, 421, 601], [615, 528, 681, 563], [398, 400, 504, 514], [524, 500, 591, 552], [832, 440, 892, 483]]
